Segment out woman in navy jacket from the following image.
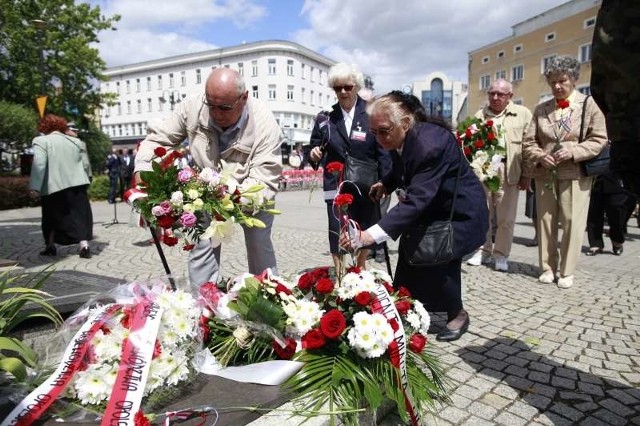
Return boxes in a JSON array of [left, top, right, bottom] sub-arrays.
[[342, 92, 488, 341]]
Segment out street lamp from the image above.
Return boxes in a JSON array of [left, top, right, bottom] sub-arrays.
[[31, 19, 46, 96], [159, 90, 185, 110]]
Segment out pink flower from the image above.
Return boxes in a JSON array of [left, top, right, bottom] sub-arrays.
[[180, 212, 197, 228], [159, 200, 173, 215], [177, 168, 195, 183]]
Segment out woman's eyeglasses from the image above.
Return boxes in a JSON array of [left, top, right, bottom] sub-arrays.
[[370, 124, 395, 136], [333, 84, 355, 93], [203, 94, 243, 111]]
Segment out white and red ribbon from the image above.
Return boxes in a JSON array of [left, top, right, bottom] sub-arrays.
[[123, 187, 147, 205]]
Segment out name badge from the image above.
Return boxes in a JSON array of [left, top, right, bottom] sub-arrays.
[[351, 130, 367, 141]]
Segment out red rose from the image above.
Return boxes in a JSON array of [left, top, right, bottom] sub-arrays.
[[388, 340, 400, 368], [456, 136, 463, 146], [382, 281, 394, 293], [153, 147, 167, 157], [346, 265, 361, 274], [486, 120, 494, 127], [315, 277, 334, 294], [396, 286, 412, 298], [463, 146, 472, 156], [474, 139, 484, 149], [556, 98, 570, 109], [297, 272, 315, 291], [334, 193, 354, 207], [320, 309, 346, 339], [465, 128, 473, 138], [199, 315, 210, 342], [395, 300, 411, 316], [326, 161, 344, 174], [487, 132, 495, 141], [388, 318, 400, 332], [156, 215, 174, 229], [354, 291, 372, 306], [182, 243, 195, 251], [272, 337, 297, 360], [302, 329, 326, 350], [275, 283, 292, 296], [409, 333, 427, 353], [163, 234, 178, 246], [134, 411, 151, 426], [199, 282, 223, 307]]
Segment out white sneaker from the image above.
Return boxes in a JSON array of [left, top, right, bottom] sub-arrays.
[[538, 270, 555, 284], [557, 275, 574, 289], [494, 256, 509, 272], [467, 250, 491, 266]]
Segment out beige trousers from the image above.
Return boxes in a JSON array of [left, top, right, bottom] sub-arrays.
[[481, 181, 520, 258], [534, 176, 593, 277]]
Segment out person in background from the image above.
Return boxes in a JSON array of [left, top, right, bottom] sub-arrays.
[[466, 79, 532, 272], [121, 148, 135, 193], [135, 68, 283, 285], [522, 56, 607, 289], [341, 92, 488, 342], [29, 114, 93, 258], [524, 181, 539, 247], [586, 170, 630, 256], [309, 63, 391, 271], [106, 148, 121, 204]]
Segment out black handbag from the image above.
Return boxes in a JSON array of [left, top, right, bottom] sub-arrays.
[[343, 151, 378, 188], [399, 158, 462, 267], [579, 95, 610, 177]]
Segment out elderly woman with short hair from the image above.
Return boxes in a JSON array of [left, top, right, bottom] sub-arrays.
[[522, 56, 607, 289]]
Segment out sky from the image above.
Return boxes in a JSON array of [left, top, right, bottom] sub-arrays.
[[89, 0, 570, 94]]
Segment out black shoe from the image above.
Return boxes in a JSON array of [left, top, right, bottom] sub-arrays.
[[586, 247, 603, 256], [79, 247, 91, 259], [436, 311, 470, 342], [526, 238, 538, 247], [39, 246, 57, 256], [613, 245, 623, 256]]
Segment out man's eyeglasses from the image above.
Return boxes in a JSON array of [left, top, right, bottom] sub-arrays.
[[370, 124, 395, 137], [488, 91, 511, 98], [203, 93, 244, 111], [333, 84, 355, 93]]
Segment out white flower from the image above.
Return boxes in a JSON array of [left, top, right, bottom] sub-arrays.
[[186, 188, 200, 200], [198, 167, 221, 186], [201, 217, 236, 247], [74, 364, 116, 405], [170, 191, 184, 205], [283, 299, 323, 336]]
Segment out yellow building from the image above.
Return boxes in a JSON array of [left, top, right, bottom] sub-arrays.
[[468, 0, 601, 115]]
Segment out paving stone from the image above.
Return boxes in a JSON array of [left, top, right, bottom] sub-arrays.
[[533, 412, 574, 426], [606, 388, 640, 405], [438, 406, 468, 424], [574, 402, 599, 412], [549, 401, 585, 422], [507, 400, 539, 420], [466, 401, 497, 420], [494, 411, 527, 426], [579, 416, 613, 426], [555, 367, 578, 380], [480, 393, 511, 410], [455, 384, 487, 400], [460, 415, 494, 426], [530, 383, 557, 399], [529, 361, 554, 373], [551, 376, 576, 390], [598, 398, 635, 417], [504, 364, 529, 378], [528, 371, 550, 384], [592, 408, 628, 426]]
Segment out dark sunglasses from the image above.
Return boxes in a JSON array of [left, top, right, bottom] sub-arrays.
[[203, 93, 244, 111], [333, 84, 355, 92]]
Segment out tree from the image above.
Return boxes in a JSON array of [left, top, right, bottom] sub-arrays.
[[0, 0, 120, 122], [0, 101, 38, 151], [81, 122, 112, 176]]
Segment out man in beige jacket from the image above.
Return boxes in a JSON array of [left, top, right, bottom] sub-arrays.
[[467, 79, 532, 272], [135, 68, 284, 285]]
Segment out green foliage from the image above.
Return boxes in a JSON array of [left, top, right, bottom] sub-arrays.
[[79, 123, 112, 176], [0, 101, 38, 151], [228, 277, 286, 330], [0, 176, 39, 210], [87, 174, 109, 200], [0, 0, 120, 125], [0, 268, 62, 381]]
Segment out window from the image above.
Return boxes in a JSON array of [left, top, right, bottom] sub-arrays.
[[118, 124, 122, 136], [147, 98, 152, 112], [268, 84, 276, 100], [495, 70, 506, 80], [252, 60, 258, 77], [287, 85, 294, 101], [482, 56, 489, 64], [238, 62, 244, 77], [310, 66, 315, 82], [181, 71, 186, 86], [584, 17, 596, 28], [578, 85, 591, 95], [126, 100, 131, 114], [287, 59, 294, 76], [196, 69, 201, 84], [125, 80, 130, 94], [511, 64, 524, 81], [169, 73, 174, 88], [252, 85, 259, 99], [146, 77, 151, 91], [157, 75, 162, 90], [545, 32, 556, 42], [268, 58, 276, 75], [301, 87, 306, 104], [106, 106, 111, 117], [158, 99, 163, 112], [310, 90, 315, 106], [480, 75, 490, 90], [301, 63, 306, 79], [541, 54, 557, 73], [116, 81, 120, 94], [318, 70, 323, 85], [136, 99, 142, 114], [579, 43, 592, 63], [117, 102, 121, 115], [136, 78, 141, 92], [497, 50, 505, 59], [513, 44, 523, 53]]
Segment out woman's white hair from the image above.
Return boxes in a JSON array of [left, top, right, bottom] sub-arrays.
[[327, 63, 365, 90]]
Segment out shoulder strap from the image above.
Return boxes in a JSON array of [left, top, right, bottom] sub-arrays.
[[579, 95, 591, 143]]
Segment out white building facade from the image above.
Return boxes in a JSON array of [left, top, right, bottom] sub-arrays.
[[411, 72, 468, 128], [99, 40, 337, 148]]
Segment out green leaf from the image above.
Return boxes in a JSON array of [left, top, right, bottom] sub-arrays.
[[0, 357, 27, 381]]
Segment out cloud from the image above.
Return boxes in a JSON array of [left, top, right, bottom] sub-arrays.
[[295, 0, 568, 93]]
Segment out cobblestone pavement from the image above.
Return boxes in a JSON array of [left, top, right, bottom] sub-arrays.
[[1, 190, 639, 425]]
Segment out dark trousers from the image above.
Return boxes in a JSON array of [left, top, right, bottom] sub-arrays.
[[587, 190, 629, 248], [108, 174, 119, 203]]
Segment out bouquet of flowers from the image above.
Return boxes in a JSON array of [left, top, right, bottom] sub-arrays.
[[456, 117, 505, 192], [2, 281, 206, 425], [285, 266, 448, 425], [126, 147, 279, 250]]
